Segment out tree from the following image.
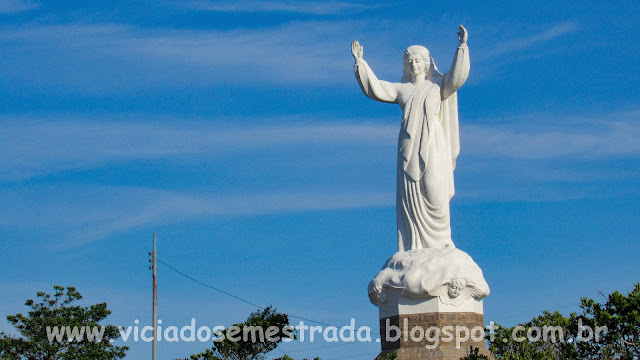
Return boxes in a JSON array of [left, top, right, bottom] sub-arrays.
[[461, 347, 490, 360], [374, 354, 397, 360], [461, 283, 640, 360], [484, 311, 572, 360], [177, 306, 297, 360], [576, 283, 639, 359], [0, 285, 128, 360]]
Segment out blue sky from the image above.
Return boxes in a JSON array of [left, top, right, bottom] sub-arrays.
[[0, 0, 639, 358]]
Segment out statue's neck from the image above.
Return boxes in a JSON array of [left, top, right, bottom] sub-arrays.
[[411, 75, 426, 85]]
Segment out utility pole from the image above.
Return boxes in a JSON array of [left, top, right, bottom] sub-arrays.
[[149, 234, 157, 360]]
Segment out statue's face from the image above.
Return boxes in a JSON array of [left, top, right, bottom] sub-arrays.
[[448, 283, 463, 298], [407, 54, 426, 77]]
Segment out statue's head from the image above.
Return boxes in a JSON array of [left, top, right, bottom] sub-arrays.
[[402, 45, 439, 82], [448, 278, 467, 298]]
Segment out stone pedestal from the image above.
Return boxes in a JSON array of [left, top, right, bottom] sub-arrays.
[[377, 311, 490, 360], [368, 249, 491, 359], [374, 294, 490, 360]]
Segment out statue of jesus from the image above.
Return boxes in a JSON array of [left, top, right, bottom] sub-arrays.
[[352, 25, 470, 251]]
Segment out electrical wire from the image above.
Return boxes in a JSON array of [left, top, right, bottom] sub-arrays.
[[158, 259, 337, 328]]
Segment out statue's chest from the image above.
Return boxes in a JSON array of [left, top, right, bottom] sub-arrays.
[[398, 81, 441, 115]]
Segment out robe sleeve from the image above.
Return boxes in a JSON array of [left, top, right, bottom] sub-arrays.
[[441, 44, 470, 100], [354, 58, 399, 103]]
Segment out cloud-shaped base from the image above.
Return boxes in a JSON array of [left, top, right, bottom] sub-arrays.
[[368, 247, 490, 307]]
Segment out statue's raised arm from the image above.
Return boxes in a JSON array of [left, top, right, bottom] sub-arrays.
[[441, 25, 470, 99], [352, 41, 399, 103]]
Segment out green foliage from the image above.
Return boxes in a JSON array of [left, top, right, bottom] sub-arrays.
[[461, 283, 640, 360], [177, 306, 294, 360], [486, 311, 571, 360], [0, 285, 128, 360], [375, 353, 397, 360], [575, 283, 640, 359], [461, 347, 490, 360]]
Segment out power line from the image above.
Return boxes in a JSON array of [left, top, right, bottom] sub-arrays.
[[157, 259, 336, 328], [158, 258, 384, 358], [158, 259, 264, 309]]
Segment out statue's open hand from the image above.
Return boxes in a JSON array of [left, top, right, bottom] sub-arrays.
[[458, 25, 468, 45], [351, 41, 363, 60]]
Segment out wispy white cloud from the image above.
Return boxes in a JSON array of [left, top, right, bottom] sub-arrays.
[[451, 110, 640, 202], [0, 18, 583, 92], [3, 110, 640, 183], [0, 0, 38, 13], [0, 116, 396, 181], [455, 182, 636, 203], [188, 0, 386, 15], [475, 21, 579, 62], [0, 20, 364, 91], [0, 185, 393, 249], [2, 111, 640, 247], [463, 110, 640, 159]]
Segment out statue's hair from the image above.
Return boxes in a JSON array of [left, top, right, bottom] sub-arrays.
[[450, 278, 467, 288], [401, 45, 440, 83]]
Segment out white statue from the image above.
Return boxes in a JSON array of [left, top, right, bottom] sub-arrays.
[[352, 25, 470, 251], [357, 27, 489, 315]]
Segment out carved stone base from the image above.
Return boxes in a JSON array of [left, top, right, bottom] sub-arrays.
[[376, 312, 491, 360]]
